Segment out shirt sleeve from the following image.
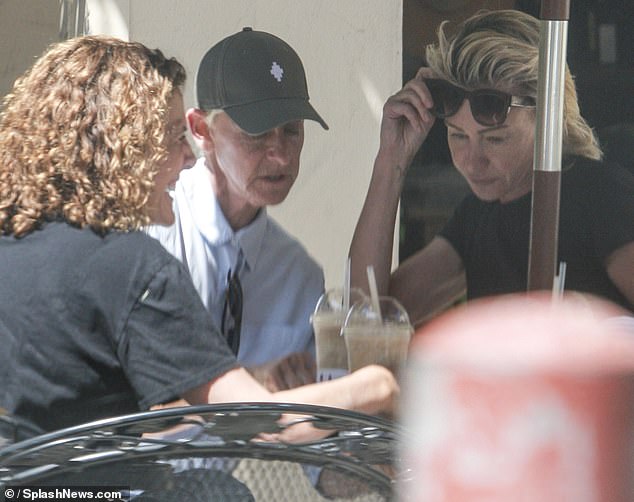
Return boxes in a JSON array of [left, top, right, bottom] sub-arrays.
[[585, 162, 634, 260], [118, 258, 239, 409]]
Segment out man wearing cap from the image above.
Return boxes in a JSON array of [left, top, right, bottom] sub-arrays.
[[146, 28, 328, 388]]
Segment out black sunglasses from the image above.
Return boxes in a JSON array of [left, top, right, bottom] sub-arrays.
[[426, 79, 535, 127], [221, 268, 243, 356]]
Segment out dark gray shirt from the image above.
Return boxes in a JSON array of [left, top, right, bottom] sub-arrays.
[[0, 222, 238, 432]]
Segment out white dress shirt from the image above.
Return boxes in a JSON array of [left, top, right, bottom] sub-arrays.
[[146, 158, 323, 365]]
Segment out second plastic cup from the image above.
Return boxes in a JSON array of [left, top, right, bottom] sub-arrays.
[[343, 296, 412, 376]]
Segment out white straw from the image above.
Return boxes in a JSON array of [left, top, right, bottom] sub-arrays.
[[552, 261, 567, 301], [366, 265, 383, 322], [343, 257, 351, 312]]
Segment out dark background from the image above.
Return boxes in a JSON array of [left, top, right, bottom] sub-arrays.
[[400, 0, 634, 261]]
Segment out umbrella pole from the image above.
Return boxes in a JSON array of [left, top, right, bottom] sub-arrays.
[[527, 0, 571, 292]]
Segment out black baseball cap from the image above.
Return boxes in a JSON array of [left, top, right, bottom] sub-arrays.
[[196, 27, 329, 135]]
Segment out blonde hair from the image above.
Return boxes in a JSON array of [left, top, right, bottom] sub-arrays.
[[0, 35, 186, 237], [425, 9, 601, 160]]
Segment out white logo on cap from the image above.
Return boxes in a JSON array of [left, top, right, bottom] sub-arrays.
[[270, 62, 284, 82]]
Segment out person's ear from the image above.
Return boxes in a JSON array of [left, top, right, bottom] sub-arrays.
[[186, 108, 214, 151]]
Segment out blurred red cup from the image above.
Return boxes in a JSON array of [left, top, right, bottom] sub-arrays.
[[399, 292, 634, 502]]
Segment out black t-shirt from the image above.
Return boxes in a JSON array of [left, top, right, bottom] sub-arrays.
[[440, 157, 634, 311], [0, 222, 238, 432]]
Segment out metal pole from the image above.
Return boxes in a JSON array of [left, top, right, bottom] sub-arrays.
[[58, 0, 87, 40], [527, 0, 570, 291]]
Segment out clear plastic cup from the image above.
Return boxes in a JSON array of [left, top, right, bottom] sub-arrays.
[[343, 296, 412, 376], [311, 288, 366, 382]]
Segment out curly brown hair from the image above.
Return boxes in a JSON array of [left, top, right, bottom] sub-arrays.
[[0, 35, 186, 237]]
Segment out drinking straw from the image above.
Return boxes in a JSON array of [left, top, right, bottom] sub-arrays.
[[552, 261, 567, 301], [343, 256, 351, 312], [366, 265, 383, 322]]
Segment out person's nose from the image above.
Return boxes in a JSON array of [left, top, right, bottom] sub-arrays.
[[181, 138, 196, 171], [265, 128, 291, 165], [460, 142, 488, 175]]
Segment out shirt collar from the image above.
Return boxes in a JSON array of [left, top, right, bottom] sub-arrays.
[[179, 158, 232, 245], [235, 208, 267, 271], [178, 157, 267, 270]]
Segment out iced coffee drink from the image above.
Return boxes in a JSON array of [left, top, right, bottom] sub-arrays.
[[312, 312, 348, 381], [344, 323, 412, 375], [343, 296, 412, 376], [311, 288, 366, 382]]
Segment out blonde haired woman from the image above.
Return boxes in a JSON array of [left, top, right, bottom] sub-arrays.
[[350, 9, 634, 325]]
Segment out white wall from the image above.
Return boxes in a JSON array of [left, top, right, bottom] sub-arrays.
[[0, 0, 59, 97], [1, 1, 403, 289]]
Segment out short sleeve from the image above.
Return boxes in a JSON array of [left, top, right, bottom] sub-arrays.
[[584, 163, 634, 260], [119, 259, 238, 408]]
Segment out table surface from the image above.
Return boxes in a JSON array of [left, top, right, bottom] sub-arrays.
[[0, 403, 404, 501]]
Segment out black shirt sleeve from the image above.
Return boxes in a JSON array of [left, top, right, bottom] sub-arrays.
[[581, 161, 634, 260], [118, 258, 239, 408]]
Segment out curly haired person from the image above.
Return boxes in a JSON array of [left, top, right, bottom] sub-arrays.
[[0, 36, 397, 438]]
